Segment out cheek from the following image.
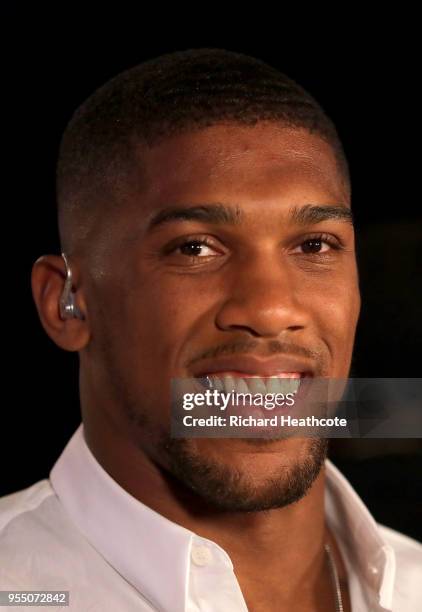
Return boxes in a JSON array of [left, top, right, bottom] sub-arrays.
[[306, 276, 360, 375], [112, 274, 217, 372]]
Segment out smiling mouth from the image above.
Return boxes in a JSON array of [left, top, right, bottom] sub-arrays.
[[200, 372, 305, 395]]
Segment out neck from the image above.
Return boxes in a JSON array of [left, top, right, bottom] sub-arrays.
[[83, 410, 338, 609]]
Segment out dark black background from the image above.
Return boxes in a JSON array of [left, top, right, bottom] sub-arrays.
[[2, 9, 421, 539]]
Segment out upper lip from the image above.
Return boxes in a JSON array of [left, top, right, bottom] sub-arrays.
[[190, 355, 316, 378]]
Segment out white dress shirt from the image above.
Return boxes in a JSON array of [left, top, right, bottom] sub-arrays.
[[0, 423, 421, 611]]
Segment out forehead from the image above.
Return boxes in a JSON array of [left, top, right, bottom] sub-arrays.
[[135, 122, 349, 210]]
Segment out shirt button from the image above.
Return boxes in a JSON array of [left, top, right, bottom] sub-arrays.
[[191, 545, 213, 567]]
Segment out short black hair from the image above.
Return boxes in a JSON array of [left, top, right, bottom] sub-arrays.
[[57, 48, 350, 254]]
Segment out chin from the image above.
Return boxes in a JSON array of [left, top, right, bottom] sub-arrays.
[[162, 435, 328, 512]]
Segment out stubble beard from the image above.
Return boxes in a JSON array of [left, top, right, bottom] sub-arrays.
[[160, 435, 329, 512], [100, 338, 329, 513], [116, 380, 329, 512]]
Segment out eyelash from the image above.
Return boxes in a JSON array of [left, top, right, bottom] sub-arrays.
[[293, 233, 343, 255], [169, 236, 222, 259], [167, 233, 343, 261]]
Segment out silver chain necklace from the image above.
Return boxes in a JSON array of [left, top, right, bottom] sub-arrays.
[[325, 543, 344, 612]]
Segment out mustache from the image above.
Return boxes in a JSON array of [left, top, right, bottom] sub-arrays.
[[187, 339, 327, 374]]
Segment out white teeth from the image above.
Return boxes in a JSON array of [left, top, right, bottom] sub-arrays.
[[222, 375, 235, 394], [270, 376, 302, 395], [287, 378, 301, 394], [205, 375, 302, 396], [247, 377, 267, 395], [266, 377, 280, 394], [233, 377, 250, 395], [211, 376, 224, 391]]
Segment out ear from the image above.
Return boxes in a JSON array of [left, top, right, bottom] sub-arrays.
[[31, 254, 90, 351]]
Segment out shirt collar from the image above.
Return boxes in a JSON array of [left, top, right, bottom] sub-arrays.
[[325, 460, 395, 610], [50, 423, 234, 612], [50, 423, 395, 611]]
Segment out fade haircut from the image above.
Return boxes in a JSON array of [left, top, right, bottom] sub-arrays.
[[57, 48, 350, 255]]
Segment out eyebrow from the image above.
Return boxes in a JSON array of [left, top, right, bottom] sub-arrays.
[[147, 203, 242, 229], [147, 202, 353, 231], [290, 204, 354, 225]]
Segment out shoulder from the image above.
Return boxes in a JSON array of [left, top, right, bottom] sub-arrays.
[[378, 523, 422, 559], [0, 479, 54, 533], [378, 523, 422, 610], [0, 482, 156, 610], [0, 480, 81, 588]]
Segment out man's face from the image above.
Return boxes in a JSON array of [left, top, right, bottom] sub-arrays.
[[82, 122, 360, 510]]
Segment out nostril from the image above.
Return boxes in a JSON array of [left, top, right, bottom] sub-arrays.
[[217, 323, 265, 337]]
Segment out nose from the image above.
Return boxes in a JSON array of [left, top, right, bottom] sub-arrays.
[[215, 253, 310, 338]]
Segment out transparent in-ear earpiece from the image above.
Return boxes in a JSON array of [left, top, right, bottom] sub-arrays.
[[59, 252, 85, 320]]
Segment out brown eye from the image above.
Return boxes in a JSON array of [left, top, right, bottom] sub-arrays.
[[301, 239, 326, 254], [179, 241, 210, 256], [292, 234, 339, 255], [173, 238, 222, 258]]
